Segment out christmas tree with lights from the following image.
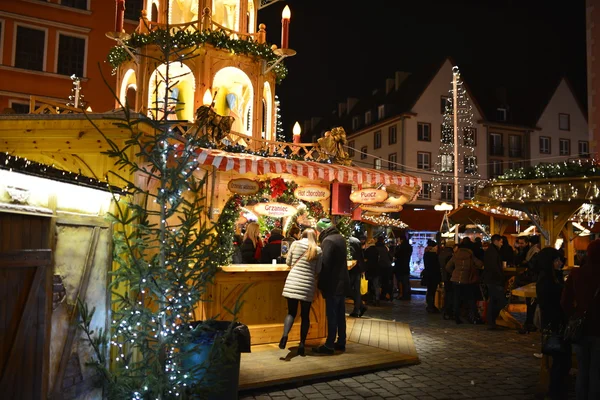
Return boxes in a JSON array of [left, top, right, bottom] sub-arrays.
[[432, 66, 481, 203], [275, 95, 285, 142], [77, 18, 240, 400]]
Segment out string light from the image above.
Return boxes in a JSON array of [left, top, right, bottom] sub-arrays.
[[431, 67, 482, 199], [362, 213, 408, 229]]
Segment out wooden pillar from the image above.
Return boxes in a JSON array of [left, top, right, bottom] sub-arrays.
[[561, 222, 576, 267]]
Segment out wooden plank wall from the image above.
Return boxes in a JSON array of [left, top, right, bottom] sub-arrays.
[[0, 212, 50, 251], [0, 213, 51, 399]]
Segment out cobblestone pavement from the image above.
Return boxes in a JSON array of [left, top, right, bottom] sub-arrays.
[[240, 295, 576, 400]]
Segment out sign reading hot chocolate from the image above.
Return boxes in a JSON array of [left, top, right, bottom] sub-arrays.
[[294, 185, 331, 202], [361, 200, 403, 213], [253, 202, 297, 218], [227, 178, 260, 195], [349, 188, 388, 205]]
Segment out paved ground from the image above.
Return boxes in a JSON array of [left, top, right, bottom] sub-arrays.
[[239, 295, 576, 400]]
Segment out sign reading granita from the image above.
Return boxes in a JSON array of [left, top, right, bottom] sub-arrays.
[[227, 178, 260, 195], [349, 188, 388, 204], [361, 200, 403, 213], [253, 202, 297, 217], [294, 185, 331, 201]]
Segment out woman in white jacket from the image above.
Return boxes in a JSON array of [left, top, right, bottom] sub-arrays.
[[279, 228, 322, 356]]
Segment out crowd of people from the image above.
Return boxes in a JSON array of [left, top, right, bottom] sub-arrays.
[[232, 220, 599, 399]]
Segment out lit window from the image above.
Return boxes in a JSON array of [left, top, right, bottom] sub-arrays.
[[440, 154, 453, 172], [374, 158, 382, 170]]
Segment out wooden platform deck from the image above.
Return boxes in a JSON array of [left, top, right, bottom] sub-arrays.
[[239, 317, 419, 390]]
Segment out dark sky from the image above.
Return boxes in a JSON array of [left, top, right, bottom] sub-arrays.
[[258, 0, 587, 135]]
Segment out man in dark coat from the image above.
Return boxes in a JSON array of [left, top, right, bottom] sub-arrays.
[[313, 219, 349, 355], [348, 235, 367, 318], [394, 234, 413, 300], [260, 228, 284, 263], [483, 234, 506, 330]]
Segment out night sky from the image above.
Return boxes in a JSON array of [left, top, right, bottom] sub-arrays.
[[258, 0, 587, 135]]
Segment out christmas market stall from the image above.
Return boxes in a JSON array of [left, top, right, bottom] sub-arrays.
[[475, 160, 600, 266], [190, 136, 422, 345]]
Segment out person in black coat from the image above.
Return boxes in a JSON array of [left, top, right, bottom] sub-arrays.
[[423, 240, 441, 313], [500, 236, 515, 266], [376, 236, 394, 302], [261, 228, 285, 263], [364, 239, 381, 305], [536, 247, 571, 400], [348, 235, 367, 318], [394, 234, 413, 300], [483, 234, 505, 330], [313, 219, 350, 355]]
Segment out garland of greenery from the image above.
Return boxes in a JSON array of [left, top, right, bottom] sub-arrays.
[[498, 159, 600, 181], [214, 178, 327, 265], [107, 29, 288, 83]]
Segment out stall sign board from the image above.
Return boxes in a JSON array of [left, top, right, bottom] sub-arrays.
[[253, 202, 297, 217], [228, 178, 260, 195], [349, 189, 388, 205], [361, 201, 403, 213], [294, 185, 331, 202]]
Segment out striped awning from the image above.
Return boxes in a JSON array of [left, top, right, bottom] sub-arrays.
[[196, 148, 422, 188]]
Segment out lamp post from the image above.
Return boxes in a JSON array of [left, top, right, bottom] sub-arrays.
[[292, 121, 301, 144]]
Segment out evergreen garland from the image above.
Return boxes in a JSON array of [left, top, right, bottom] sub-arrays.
[[108, 29, 288, 83], [498, 159, 600, 181]]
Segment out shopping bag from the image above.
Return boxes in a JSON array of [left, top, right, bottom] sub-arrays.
[[360, 274, 369, 295]]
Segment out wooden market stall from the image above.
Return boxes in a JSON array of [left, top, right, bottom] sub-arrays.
[[190, 146, 422, 345]]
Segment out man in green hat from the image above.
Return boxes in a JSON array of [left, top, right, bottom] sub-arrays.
[[313, 218, 350, 355]]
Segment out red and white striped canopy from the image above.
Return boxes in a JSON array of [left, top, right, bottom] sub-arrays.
[[195, 148, 422, 188]]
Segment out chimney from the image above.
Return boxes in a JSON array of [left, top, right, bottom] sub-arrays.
[[347, 97, 358, 112], [338, 102, 347, 117], [303, 120, 311, 135], [395, 71, 410, 90], [311, 117, 322, 130], [386, 78, 395, 94]]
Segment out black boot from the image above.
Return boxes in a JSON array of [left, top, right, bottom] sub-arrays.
[[279, 335, 288, 349]]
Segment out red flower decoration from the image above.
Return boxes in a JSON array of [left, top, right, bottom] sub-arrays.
[[270, 178, 287, 199]]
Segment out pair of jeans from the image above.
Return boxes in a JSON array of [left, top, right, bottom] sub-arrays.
[[486, 284, 506, 327], [370, 275, 381, 302], [573, 336, 600, 400], [453, 283, 477, 320], [548, 345, 572, 399], [395, 272, 411, 299], [324, 295, 346, 348], [349, 269, 363, 314]]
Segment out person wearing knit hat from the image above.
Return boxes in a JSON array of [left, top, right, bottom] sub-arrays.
[[312, 217, 350, 355], [316, 218, 332, 232]]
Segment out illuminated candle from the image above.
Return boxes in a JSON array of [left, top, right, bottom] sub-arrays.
[[115, 0, 125, 33], [281, 6, 291, 49], [292, 121, 301, 144], [202, 89, 212, 106]]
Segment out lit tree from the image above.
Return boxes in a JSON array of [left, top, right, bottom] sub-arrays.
[[67, 75, 86, 109], [432, 66, 482, 205], [275, 95, 285, 142], [77, 16, 241, 400]]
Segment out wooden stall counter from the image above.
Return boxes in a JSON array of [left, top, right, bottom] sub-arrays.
[[195, 264, 326, 346]]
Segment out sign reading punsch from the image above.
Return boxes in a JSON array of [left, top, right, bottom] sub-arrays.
[[227, 178, 260, 195], [253, 202, 297, 217], [349, 188, 388, 205], [294, 185, 331, 202]]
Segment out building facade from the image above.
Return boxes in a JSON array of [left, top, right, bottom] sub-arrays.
[[0, 0, 141, 113], [305, 58, 588, 211]]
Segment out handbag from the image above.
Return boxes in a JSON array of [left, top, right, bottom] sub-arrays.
[[563, 286, 600, 344], [541, 326, 568, 355], [360, 273, 369, 295]]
